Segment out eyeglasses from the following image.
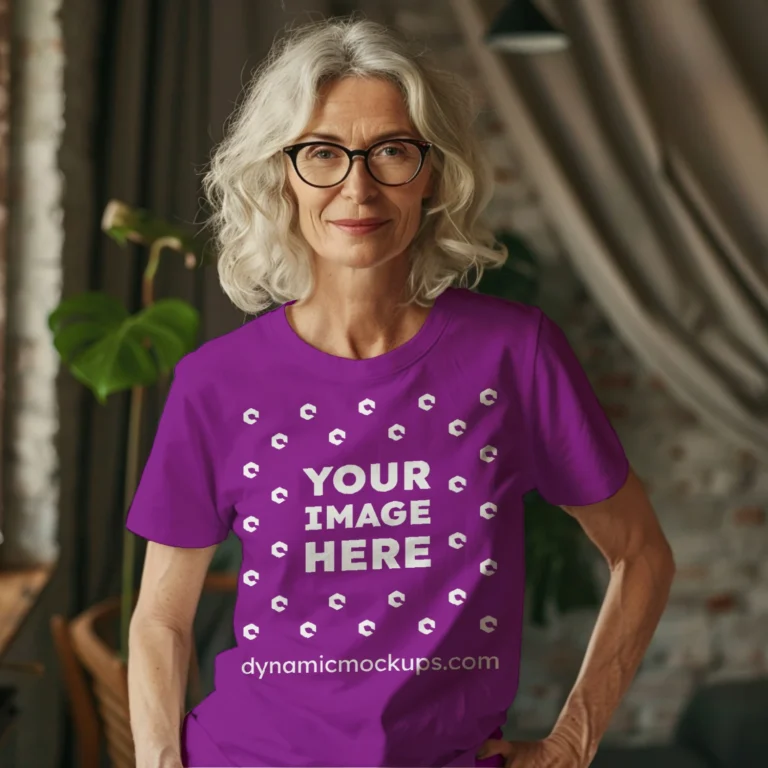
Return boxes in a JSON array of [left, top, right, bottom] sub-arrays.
[[282, 138, 432, 188]]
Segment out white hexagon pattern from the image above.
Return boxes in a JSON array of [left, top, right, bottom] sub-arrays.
[[358, 398, 376, 415], [242, 516, 259, 533], [480, 445, 498, 463], [243, 623, 259, 640], [300, 621, 317, 638], [242, 408, 259, 425], [300, 403, 317, 420], [448, 588, 466, 605], [359, 620, 376, 637], [242, 569, 259, 586], [237, 382, 512, 643], [480, 502, 498, 520], [448, 419, 467, 436], [271, 596, 288, 612], [418, 618, 436, 635], [418, 393, 436, 411], [271, 542, 288, 558]]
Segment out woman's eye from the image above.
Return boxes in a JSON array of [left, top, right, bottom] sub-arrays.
[[307, 146, 340, 160]]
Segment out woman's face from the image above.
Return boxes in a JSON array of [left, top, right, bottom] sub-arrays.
[[285, 77, 434, 272]]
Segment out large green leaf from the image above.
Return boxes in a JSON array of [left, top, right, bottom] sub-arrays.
[[48, 293, 199, 403]]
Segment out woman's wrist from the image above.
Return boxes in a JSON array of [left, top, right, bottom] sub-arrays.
[[136, 744, 182, 768]]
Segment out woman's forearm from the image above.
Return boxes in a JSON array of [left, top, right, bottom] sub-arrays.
[[548, 543, 675, 766], [128, 615, 191, 767]]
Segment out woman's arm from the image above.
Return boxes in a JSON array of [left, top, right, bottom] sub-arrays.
[[128, 541, 218, 768], [548, 466, 676, 766]]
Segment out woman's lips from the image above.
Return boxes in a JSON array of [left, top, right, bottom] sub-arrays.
[[332, 221, 388, 235]]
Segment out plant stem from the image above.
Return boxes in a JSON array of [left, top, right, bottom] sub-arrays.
[[120, 383, 145, 659], [142, 236, 180, 305], [120, 235, 179, 659]]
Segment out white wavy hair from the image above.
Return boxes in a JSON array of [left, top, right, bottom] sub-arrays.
[[203, 14, 507, 315]]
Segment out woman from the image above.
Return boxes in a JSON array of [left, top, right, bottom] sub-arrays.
[[126, 15, 675, 768]]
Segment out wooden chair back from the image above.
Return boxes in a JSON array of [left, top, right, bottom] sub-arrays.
[[50, 614, 100, 768]]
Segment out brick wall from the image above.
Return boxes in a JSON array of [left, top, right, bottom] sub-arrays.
[[392, 0, 768, 746]]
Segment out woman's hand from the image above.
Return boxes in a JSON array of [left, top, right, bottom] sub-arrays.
[[475, 732, 584, 767]]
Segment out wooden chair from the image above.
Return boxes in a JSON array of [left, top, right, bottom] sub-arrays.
[[51, 573, 237, 768], [50, 614, 101, 768]]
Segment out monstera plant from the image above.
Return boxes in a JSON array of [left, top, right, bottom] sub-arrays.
[[48, 202, 208, 658], [49, 205, 600, 664]]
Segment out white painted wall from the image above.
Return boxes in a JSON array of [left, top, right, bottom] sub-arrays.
[[3, 0, 63, 565]]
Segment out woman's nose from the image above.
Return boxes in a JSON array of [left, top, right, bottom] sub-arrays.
[[340, 156, 378, 200]]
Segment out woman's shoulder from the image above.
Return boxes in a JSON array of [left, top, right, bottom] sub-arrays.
[[443, 286, 543, 337], [174, 305, 282, 388]]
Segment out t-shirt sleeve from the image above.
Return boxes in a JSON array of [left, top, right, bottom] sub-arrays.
[[523, 307, 630, 506], [125, 355, 232, 547]]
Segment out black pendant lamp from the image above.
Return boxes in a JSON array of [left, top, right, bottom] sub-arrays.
[[485, 0, 569, 54]]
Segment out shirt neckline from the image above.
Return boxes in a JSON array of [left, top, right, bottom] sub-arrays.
[[273, 287, 455, 381]]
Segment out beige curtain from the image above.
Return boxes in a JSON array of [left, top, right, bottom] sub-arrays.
[[451, 0, 768, 459]]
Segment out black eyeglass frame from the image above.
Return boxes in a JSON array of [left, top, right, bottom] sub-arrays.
[[282, 138, 433, 188]]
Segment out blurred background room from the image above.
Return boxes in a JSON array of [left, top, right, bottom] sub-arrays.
[[1, 0, 768, 766]]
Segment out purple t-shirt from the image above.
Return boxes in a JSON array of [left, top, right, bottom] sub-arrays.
[[126, 286, 629, 767]]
